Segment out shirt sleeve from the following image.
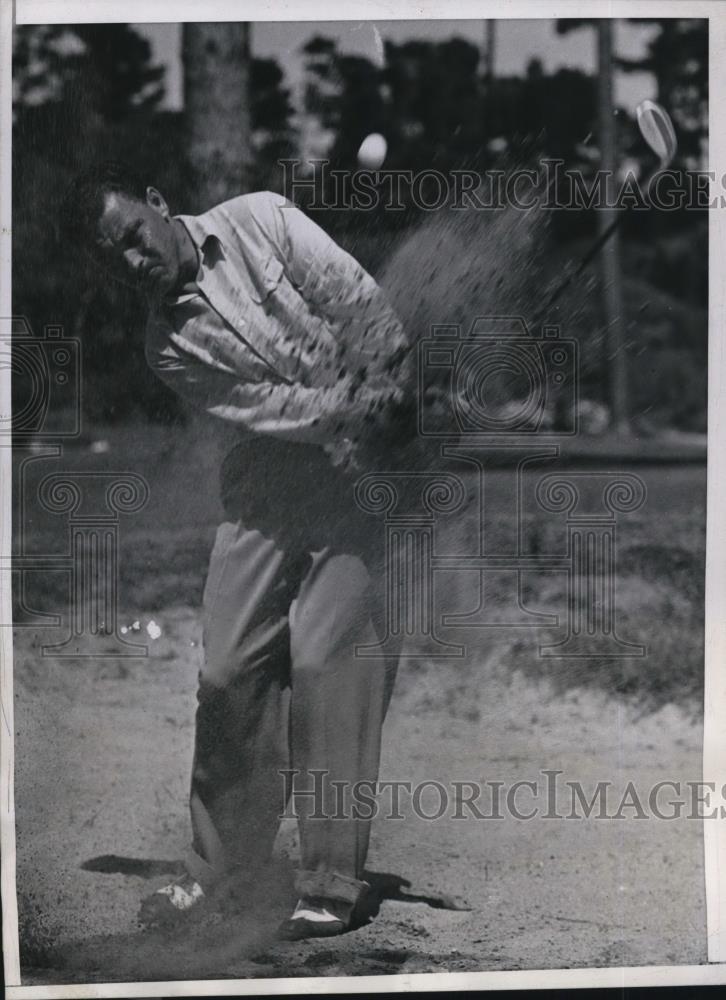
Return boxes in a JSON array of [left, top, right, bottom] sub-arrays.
[[146, 323, 403, 467], [148, 194, 414, 467], [250, 192, 412, 385]]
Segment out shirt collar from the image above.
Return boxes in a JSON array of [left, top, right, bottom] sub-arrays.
[[165, 215, 225, 306], [176, 212, 224, 255]]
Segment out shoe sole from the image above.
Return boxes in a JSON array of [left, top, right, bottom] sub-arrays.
[[276, 917, 347, 941]]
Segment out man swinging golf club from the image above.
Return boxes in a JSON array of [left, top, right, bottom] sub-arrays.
[[59, 100, 675, 943], [61, 163, 410, 940]]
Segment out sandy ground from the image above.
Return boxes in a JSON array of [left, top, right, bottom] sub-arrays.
[[12, 604, 705, 985]]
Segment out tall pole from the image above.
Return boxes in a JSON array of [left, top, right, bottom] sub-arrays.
[[482, 19, 496, 85], [597, 19, 629, 436], [481, 19, 497, 156]]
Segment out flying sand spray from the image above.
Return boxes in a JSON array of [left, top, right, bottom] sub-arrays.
[[357, 91, 677, 312]]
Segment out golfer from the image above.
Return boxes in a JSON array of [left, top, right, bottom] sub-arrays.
[[61, 163, 410, 940]]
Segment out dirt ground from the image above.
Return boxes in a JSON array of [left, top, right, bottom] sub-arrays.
[[13, 604, 705, 985], [9, 428, 708, 985]]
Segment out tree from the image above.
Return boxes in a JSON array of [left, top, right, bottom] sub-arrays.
[[301, 35, 339, 127], [249, 57, 297, 189], [554, 17, 708, 432], [13, 23, 183, 424], [14, 24, 165, 117], [558, 18, 708, 167], [182, 23, 253, 211], [384, 38, 483, 167], [301, 36, 385, 163]]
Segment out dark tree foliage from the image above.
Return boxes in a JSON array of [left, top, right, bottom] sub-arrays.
[[383, 38, 484, 167], [14, 24, 165, 119], [12, 21, 709, 430], [251, 57, 294, 133], [617, 19, 707, 164], [13, 22, 300, 423], [249, 56, 297, 189], [557, 18, 707, 165], [13, 24, 178, 424]]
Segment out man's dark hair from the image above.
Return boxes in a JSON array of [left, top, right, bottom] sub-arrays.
[[60, 161, 148, 248]]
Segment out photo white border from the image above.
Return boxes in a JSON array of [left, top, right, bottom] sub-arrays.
[[5, 963, 726, 999], [10, 0, 726, 26], [705, 2, 726, 968], [3, 0, 726, 992]]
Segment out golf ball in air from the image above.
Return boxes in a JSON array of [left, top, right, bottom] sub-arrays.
[[357, 133, 387, 169]]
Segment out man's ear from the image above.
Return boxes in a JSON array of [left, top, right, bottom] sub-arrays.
[[146, 187, 170, 219]]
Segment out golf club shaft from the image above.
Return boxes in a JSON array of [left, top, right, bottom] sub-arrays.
[[536, 161, 665, 323], [540, 213, 622, 317]]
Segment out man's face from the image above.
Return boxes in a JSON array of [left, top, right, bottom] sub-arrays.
[[93, 188, 189, 298]]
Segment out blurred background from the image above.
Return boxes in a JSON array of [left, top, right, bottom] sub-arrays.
[[12, 17, 708, 436]]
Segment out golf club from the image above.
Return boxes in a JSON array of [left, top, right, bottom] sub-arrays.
[[536, 99, 678, 321]]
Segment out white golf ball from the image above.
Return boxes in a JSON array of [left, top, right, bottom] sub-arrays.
[[357, 133, 387, 169]]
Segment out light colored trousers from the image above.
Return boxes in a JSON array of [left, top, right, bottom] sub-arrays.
[[186, 438, 398, 907]]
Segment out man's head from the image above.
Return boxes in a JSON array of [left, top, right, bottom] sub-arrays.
[[61, 162, 197, 298]]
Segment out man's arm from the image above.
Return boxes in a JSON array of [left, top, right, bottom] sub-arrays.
[[148, 194, 414, 468], [147, 332, 402, 468], [247, 192, 413, 386]]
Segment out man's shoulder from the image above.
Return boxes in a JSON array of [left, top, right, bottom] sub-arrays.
[[203, 190, 289, 227], [188, 190, 290, 251]]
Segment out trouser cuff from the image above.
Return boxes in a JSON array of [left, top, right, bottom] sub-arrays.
[[294, 869, 369, 905]]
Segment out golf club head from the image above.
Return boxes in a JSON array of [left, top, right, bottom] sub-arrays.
[[636, 99, 678, 168]]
